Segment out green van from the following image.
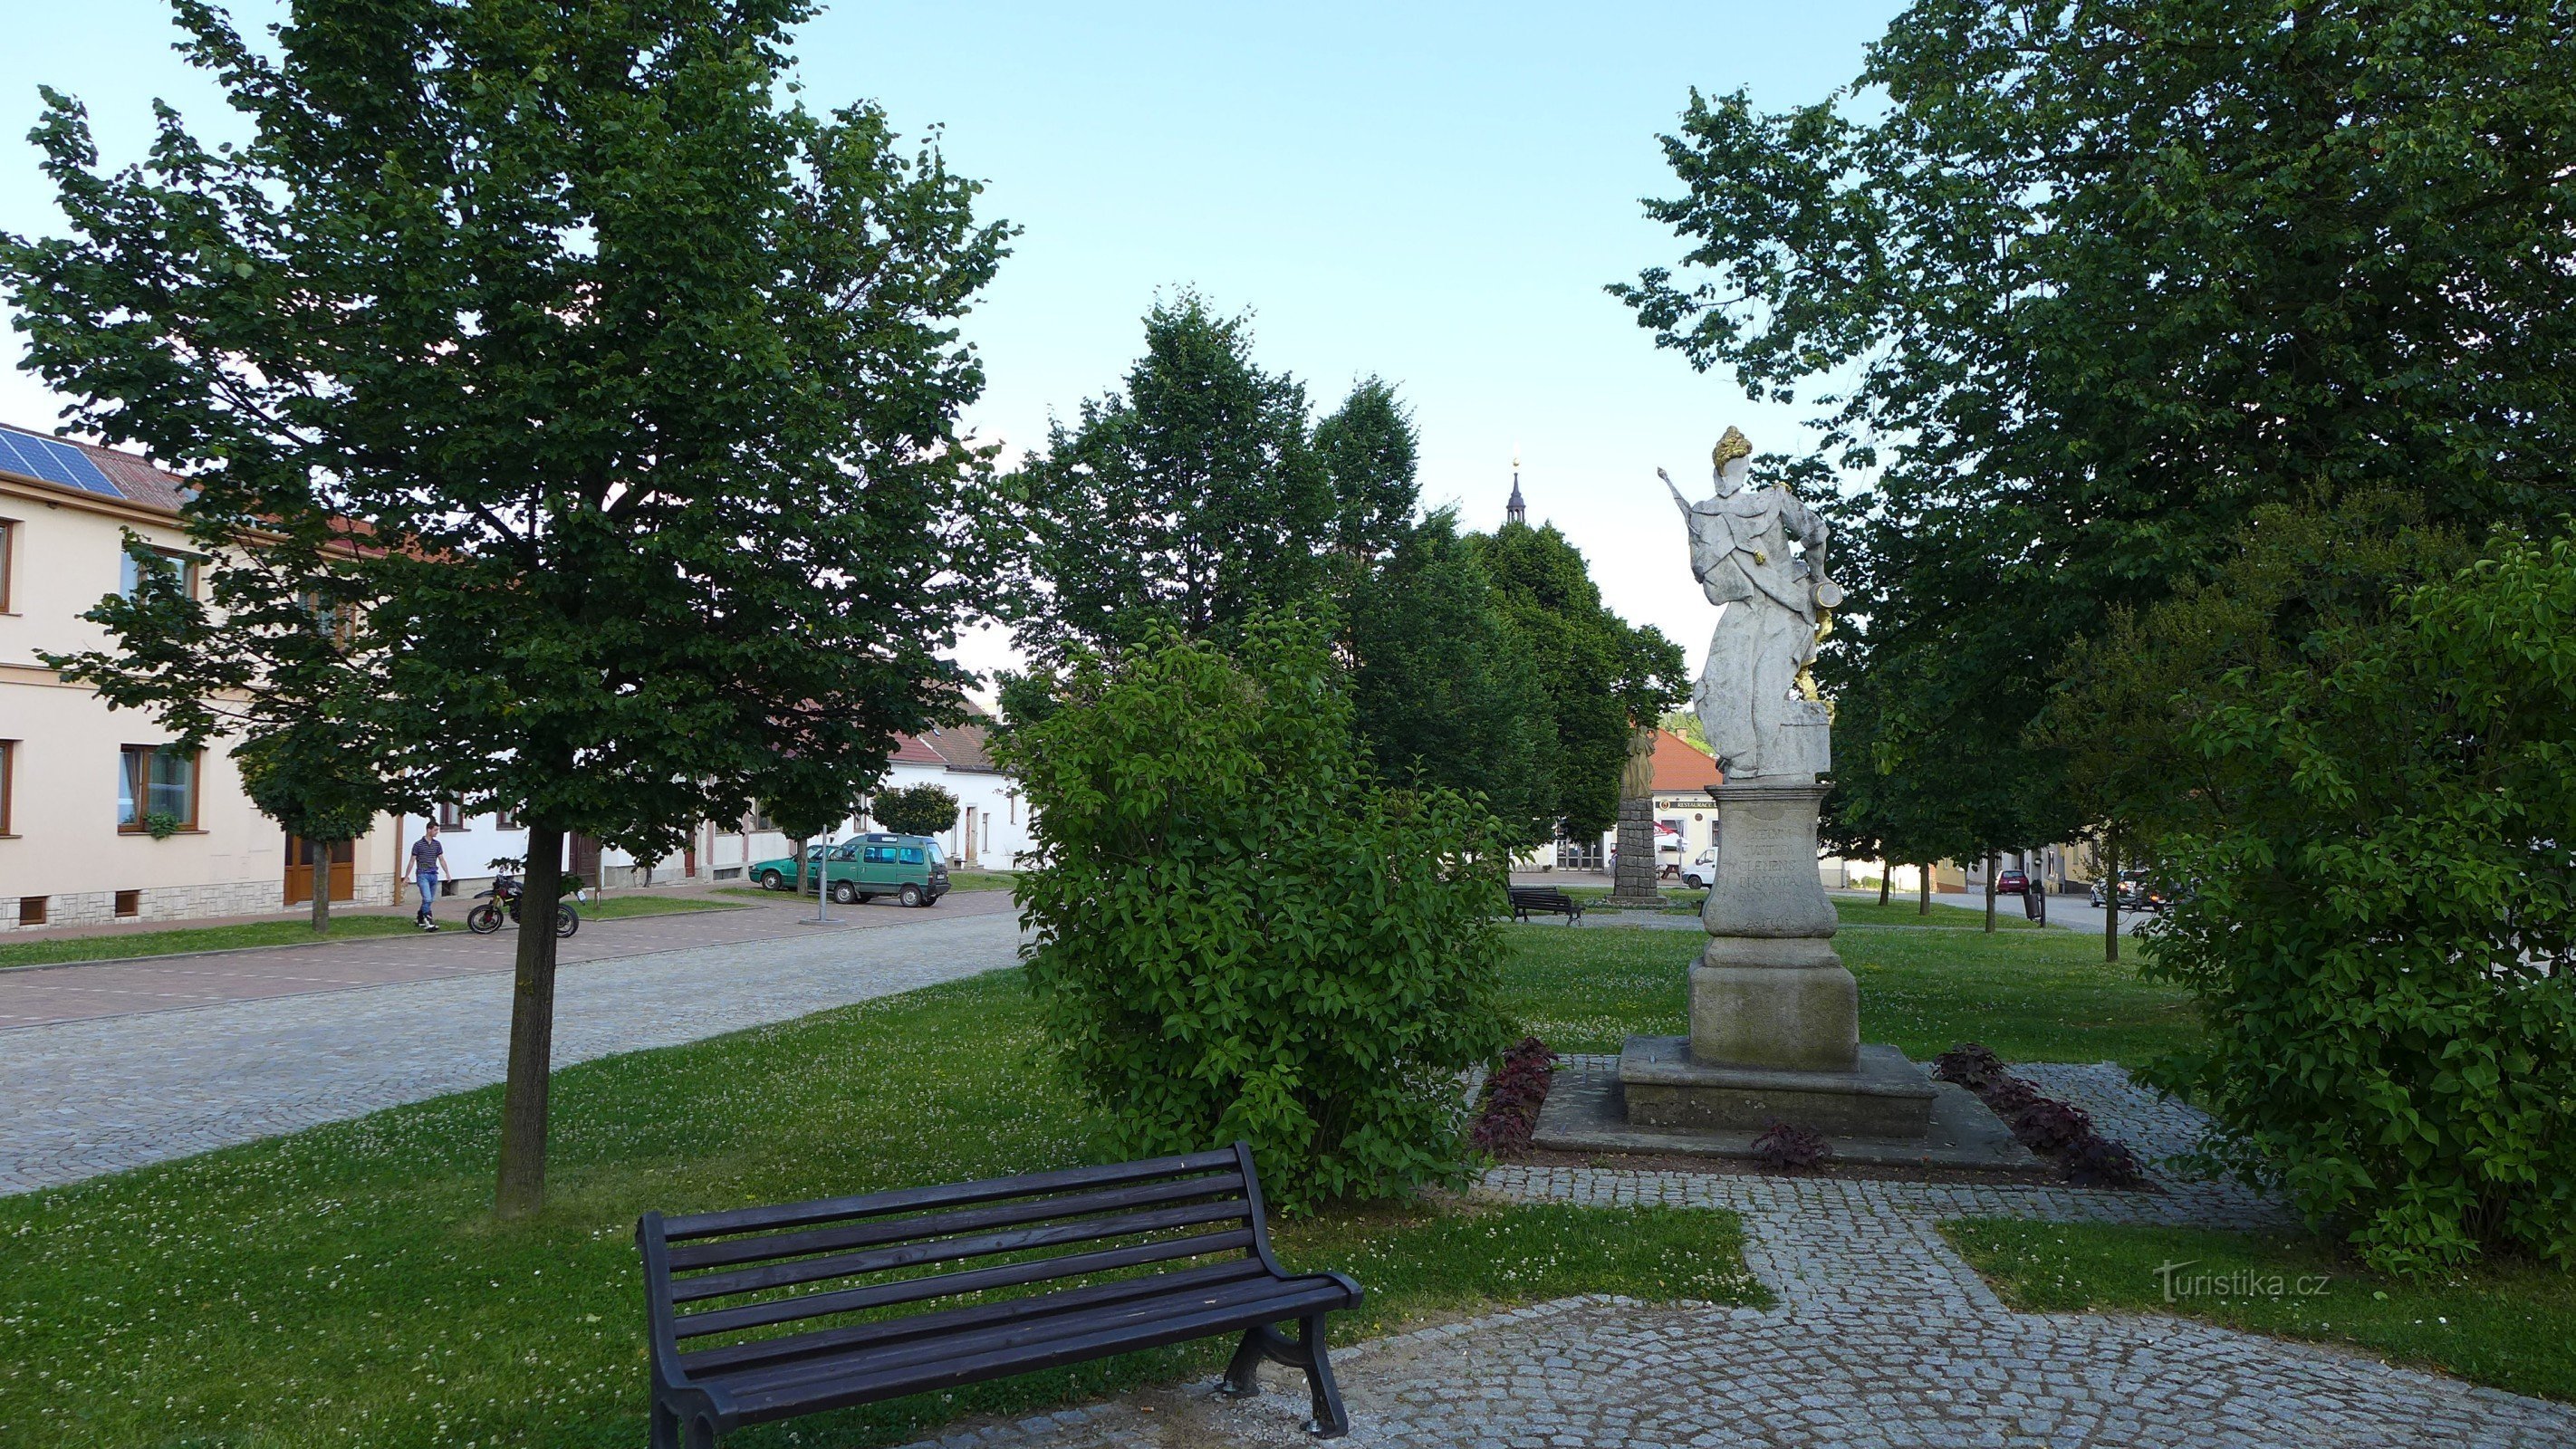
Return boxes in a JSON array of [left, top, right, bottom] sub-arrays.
[[748, 832, 950, 907]]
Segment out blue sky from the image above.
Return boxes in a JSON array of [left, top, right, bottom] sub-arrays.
[[0, 0, 1901, 684]]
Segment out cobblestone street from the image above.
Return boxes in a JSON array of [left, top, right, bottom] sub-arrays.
[[899, 1063, 2576, 1449], [0, 908, 1025, 1194]]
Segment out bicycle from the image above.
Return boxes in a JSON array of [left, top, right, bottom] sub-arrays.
[[466, 862, 582, 938]]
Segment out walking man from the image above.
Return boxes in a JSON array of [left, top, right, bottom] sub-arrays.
[[411, 823, 447, 932]]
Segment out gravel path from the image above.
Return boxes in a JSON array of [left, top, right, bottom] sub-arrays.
[[0, 911, 1025, 1194]]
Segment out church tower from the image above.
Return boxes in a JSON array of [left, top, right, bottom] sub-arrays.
[[1505, 447, 1527, 525]]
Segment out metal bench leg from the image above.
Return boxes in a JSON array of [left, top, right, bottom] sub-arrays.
[[684, 1411, 719, 1449], [1221, 1326, 1267, 1398], [1300, 1314, 1350, 1438], [649, 1398, 681, 1449]]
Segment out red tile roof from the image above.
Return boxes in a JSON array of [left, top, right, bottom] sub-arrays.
[[1651, 728, 1724, 793]]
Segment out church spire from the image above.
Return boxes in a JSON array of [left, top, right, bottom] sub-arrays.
[[1505, 446, 1527, 525]]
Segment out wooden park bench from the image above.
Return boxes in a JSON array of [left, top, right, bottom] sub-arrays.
[[637, 1144, 1364, 1446], [1508, 886, 1585, 924]]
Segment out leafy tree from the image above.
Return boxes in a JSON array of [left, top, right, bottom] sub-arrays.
[[1473, 522, 1687, 840], [870, 782, 960, 840], [1657, 707, 1707, 753], [1343, 512, 1559, 849], [1313, 376, 1419, 561], [1616, 0, 2576, 871], [51, 533, 397, 935], [3, 0, 1006, 1214], [998, 293, 1331, 664], [999, 618, 1512, 1210], [2139, 520, 2574, 1275]]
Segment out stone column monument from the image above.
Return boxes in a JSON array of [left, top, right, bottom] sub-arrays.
[[1616, 428, 1936, 1140]]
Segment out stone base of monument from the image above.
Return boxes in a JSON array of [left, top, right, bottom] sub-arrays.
[[1619, 1036, 1937, 1137], [1532, 1051, 2037, 1172]]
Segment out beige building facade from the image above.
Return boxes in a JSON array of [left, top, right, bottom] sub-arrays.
[[0, 423, 400, 931]]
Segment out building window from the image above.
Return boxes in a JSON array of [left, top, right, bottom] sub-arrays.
[[0, 738, 14, 835], [118, 745, 198, 831], [748, 807, 775, 832], [0, 517, 16, 612], [113, 889, 141, 918], [495, 807, 520, 831], [119, 546, 197, 600], [16, 897, 43, 927], [436, 802, 464, 829]]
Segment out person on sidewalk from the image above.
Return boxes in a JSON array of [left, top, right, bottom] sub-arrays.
[[411, 824, 447, 932]]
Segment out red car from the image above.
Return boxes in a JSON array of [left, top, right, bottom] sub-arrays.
[[1995, 868, 2031, 896]]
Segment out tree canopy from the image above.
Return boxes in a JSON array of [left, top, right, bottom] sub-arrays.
[[4, 0, 1007, 1212], [1618, 0, 2576, 859], [996, 293, 1331, 663]]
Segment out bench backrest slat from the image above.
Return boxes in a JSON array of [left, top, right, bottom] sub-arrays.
[[658, 1148, 1242, 1241], [665, 1173, 1238, 1272], [671, 1227, 1256, 1339], [670, 1196, 1253, 1304]]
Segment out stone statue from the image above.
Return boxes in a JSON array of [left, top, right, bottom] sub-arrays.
[[1658, 427, 1843, 782]]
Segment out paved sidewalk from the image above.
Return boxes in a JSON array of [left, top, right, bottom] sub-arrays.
[[0, 909, 1025, 1194], [0, 890, 1016, 1030], [893, 1065, 2575, 1449]]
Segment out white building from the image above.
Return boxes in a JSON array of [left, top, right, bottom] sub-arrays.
[[0, 422, 405, 929]]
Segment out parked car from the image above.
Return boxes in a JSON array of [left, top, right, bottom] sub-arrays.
[[1995, 868, 2031, 896], [749, 832, 950, 907], [2088, 869, 2163, 912], [1679, 848, 1719, 890]]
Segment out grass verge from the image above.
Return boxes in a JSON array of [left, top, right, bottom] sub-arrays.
[[0, 965, 1760, 1448], [1944, 1220, 2576, 1403], [0, 913, 428, 970], [1500, 915, 2193, 1066], [576, 893, 745, 921]]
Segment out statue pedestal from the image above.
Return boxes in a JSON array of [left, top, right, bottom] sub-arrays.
[[1616, 779, 1935, 1140]]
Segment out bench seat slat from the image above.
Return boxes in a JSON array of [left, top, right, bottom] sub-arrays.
[[726, 1278, 1360, 1422], [672, 1198, 1254, 1304], [678, 1258, 1274, 1377], [667, 1173, 1244, 1272], [713, 1271, 1347, 1405], [659, 1149, 1244, 1241], [674, 1227, 1256, 1339]]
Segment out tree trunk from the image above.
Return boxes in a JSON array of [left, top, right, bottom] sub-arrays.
[[1918, 862, 1931, 915], [1984, 849, 1998, 933], [1878, 870, 1890, 907], [310, 836, 331, 935], [792, 834, 810, 896], [495, 818, 566, 1217], [2102, 830, 2120, 965]]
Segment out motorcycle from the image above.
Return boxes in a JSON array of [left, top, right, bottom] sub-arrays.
[[466, 869, 582, 938]]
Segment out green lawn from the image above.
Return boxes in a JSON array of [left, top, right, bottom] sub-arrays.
[[0, 913, 429, 971], [0, 963, 1760, 1449], [0, 893, 744, 972], [1946, 1220, 2576, 1403], [1830, 895, 2043, 929], [1502, 909, 2193, 1066]]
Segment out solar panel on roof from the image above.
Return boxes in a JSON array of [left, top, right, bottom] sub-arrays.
[[0, 427, 123, 499]]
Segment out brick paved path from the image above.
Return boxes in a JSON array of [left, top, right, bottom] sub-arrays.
[[0, 890, 1018, 1029], [0, 909, 1024, 1194], [896, 1061, 2576, 1449]]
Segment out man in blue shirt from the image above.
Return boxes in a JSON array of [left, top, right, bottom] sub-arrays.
[[410, 824, 447, 932]]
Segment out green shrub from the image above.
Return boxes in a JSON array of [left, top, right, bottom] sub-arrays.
[[870, 782, 961, 840], [996, 617, 1512, 1210], [2147, 532, 2576, 1276]]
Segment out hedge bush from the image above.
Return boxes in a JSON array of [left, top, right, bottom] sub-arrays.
[[995, 618, 1512, 1210], [2147, 533, 2576, 1275]]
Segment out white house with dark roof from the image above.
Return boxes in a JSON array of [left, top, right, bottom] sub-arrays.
[[0, 421, 407, 929], [692, 715, 1032, 882]]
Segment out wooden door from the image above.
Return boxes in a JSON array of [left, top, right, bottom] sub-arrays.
[[283, 836, 356, 904], [570, 832, 603, 890]]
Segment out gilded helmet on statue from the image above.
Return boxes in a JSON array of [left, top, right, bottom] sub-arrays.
[[1711, 427, 1753, 468]]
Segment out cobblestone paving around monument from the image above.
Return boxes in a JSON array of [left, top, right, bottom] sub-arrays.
[[894, 1062, 2575, 1449], [0, 912, 1025, 1194]]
